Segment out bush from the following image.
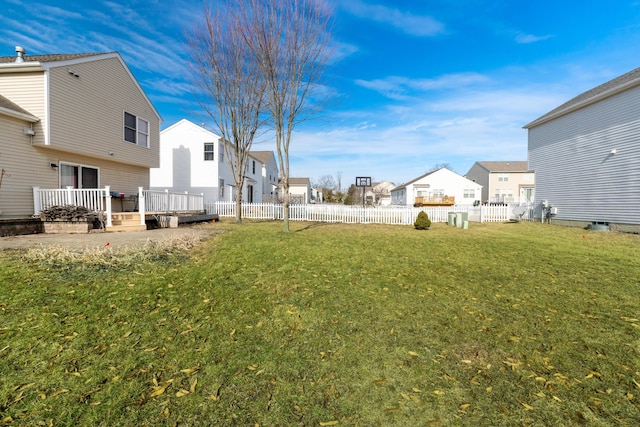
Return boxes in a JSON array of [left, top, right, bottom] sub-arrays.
[[414, 211, 431, 230]]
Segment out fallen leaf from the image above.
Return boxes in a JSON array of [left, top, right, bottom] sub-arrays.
[[176, 388, 190, 397], [459, 403, 471, 411], [433, 390, 445, 395], [150, 379, 174, 398], [190, 378, 198, 394], [408, 351, 419, 357], [319, 421, 338, 426]]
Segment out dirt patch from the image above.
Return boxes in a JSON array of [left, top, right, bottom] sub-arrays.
[[0, 223, 220, 251]]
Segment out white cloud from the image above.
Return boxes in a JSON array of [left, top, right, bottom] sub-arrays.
[[355, 73, 489, 100], [341, 0, 445, 37], [515, 33, 553, 44]]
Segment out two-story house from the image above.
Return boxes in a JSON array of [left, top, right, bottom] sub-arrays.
[[524, 66, 640, 231], [250, 151, 279, 202], [465, 161, 534, 204], [150, 119, 267, 204], [0, 46, 161, 221]]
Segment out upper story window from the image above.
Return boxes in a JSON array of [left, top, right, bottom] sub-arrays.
[[498, 173, 509, 182], [124, 112, 149, 147], [463, 189, 475, 198], [219, 143, 224, 163], [204, 143, 214, 161]]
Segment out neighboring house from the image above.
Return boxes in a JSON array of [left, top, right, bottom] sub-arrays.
[[524, 66, 640, 231], [284, 177, 311, 204], [391, 168, 482, 206], [0, 46, 160, 218], [465, 161, 534, 204], [150, 119, 265, 203], [366, 181, 395, 205], [250, 151, 279, 202]]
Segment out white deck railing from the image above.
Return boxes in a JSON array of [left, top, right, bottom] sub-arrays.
[[33, 187, 205, 228], [33, 186, 114, 227], [206, 202, 535, 225], [143, 190, 204, 213]]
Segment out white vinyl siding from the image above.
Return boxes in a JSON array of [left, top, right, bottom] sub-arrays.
[[528, 83, 640, 224]]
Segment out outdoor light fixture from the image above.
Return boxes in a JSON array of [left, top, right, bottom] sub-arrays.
[[50, 163, 58, 169], [610, 148, 617, 155]]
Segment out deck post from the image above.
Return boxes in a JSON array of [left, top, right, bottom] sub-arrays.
[[104, 186, 113, 227], [138, 187, 145, 225], [32, 186, 41, 215]]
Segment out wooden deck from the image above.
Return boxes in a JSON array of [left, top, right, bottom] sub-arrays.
[[414, 196, 455, 207]]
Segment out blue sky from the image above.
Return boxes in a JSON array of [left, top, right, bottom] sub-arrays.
[[2, 0, 640, 188]]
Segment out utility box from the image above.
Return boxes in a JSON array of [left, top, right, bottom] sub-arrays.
[[448, 212, 456, 226]]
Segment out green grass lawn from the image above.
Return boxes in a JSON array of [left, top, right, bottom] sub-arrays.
[[1, 221, 639, 426]]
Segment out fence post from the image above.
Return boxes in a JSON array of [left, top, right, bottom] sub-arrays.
[[164, 189, 169, 213], [65, 185, 73, 206], [185, 191, 189, 211], [138, 187, 145, 225], [104, 186, 113, 227]]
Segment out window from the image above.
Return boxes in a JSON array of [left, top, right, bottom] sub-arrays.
[[204, 143, 214, 161], [219, 179, 224, 198], [433, 189, 444, 197], [60, 163, 98, 189], [219, 143, 224, 163], [464, 189, 475, 198], [498, 173, 509, 182], [124, 112, 149, 147]]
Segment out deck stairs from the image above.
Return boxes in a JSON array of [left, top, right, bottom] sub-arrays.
[[107, 212, 147, 232]]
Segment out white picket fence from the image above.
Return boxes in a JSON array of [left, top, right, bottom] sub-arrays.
[[205, 202, 535, 225]]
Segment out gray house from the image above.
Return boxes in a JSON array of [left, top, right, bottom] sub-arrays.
[[524, 67, 640, 232]]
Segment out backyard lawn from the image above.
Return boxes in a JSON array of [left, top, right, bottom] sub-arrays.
[[0, 220, 638, 426]]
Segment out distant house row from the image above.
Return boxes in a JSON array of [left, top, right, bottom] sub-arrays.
[[2, 45, 639, 231]]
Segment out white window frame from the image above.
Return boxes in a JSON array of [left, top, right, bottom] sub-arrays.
[[59, 162, 100, 189], [204, 143, 214, 161], [463, 189, 475, 198], [498, 173, 509, 182], [123, 111, 149, 147]]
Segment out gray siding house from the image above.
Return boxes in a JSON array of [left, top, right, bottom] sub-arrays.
[[524, 67, 640, 232]]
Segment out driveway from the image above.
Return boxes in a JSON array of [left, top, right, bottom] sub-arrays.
[[0, 224, 220, 251]]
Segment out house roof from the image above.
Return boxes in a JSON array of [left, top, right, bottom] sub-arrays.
[[289, 177, 310, 185], [391, 169, 438, 191], [0, 52, 107, 64], [472, 161, 530, 173], [250, 151, 276, 164], [524, 66, 640, 128], [0, 94, 39, 122]]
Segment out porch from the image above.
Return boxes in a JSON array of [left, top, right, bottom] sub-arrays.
[[33, 186, 206, 232]]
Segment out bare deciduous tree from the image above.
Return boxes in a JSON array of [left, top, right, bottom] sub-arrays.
[[188, 3, 266, 223], [240, 0, 334, 231]]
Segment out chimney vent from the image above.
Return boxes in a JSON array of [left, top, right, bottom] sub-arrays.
[[15, 46, 25, 63]]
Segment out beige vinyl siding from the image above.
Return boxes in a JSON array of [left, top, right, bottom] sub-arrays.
[[528, 83, 640, 224], [0, 115, 57, 217], [0, 72, 46, 146], [48, 57, 160, 168]]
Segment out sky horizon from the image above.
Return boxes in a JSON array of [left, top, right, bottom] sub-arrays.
[[2, 0, 640, 188]]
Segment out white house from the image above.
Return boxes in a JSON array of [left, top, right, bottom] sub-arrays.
[[524, 66, 640, 232], [366, 181, 395, 206], [391, 168, 482, 206], [465, 161, 534, 204], [250, 151, 279, 202], [150, 119, 265, 204], [284, 177, 311, 204]]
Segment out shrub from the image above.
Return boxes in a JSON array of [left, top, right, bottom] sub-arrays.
[[414, 210, 431, 230]]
